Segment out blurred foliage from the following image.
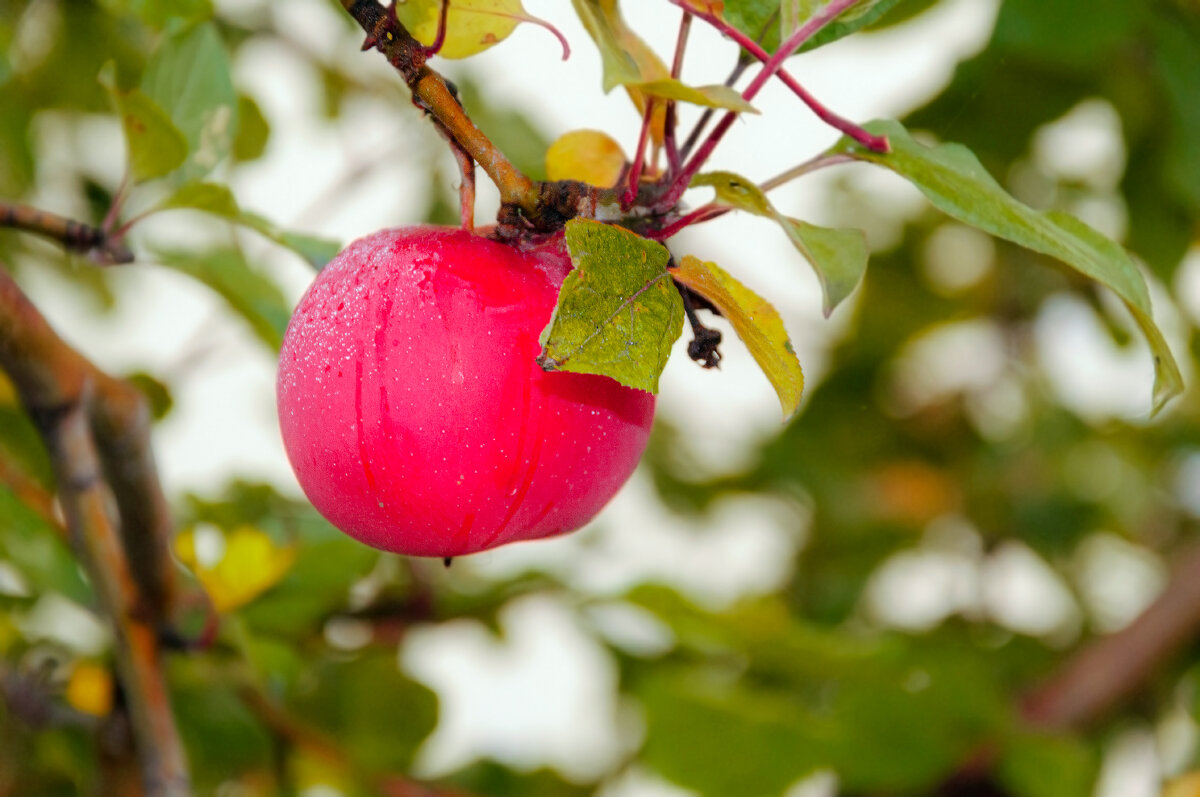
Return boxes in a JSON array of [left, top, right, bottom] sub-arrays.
[[1, 1, 1199, 796]]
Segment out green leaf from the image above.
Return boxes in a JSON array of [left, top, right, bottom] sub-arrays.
[[1152, 12, 1200, 215], [155, 247, 292, 351], [725, 0, 911, 55], [632, 79, 758, 113], [781, 0, 910, 53], [639, 670, 825, 797], [996, 732, 1100, 797], [725, 0, 786, 55], [141, 22, 237, 181], [99, 63, 187, 182], [97, 0, 214, 28], [992, 0, 1145, 68], [570, 0, 643, 92], [537, 220, 683, 394], [829, 119, 1184, 413], [396, 0, 554, 59], [692, 171, 869, 315], [671, 255, 804, 418], [443, 761, 593, 797], [0, 485, 90, 603], [153, 181, 340, 269], [292, 653, 438, 774], [232, 93, 269, 162]]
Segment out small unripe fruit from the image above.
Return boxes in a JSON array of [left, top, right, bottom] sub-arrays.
[[277, 226, 655, 557]]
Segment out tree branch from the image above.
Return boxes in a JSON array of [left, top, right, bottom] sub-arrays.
[[339, 1, 617, 231], [1022, 541, 1200, 729], [0, 202, 133, 265], [0, 268, 189, 796]]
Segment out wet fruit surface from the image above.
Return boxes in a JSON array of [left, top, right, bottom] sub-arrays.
[[277, 226, 656, 557]]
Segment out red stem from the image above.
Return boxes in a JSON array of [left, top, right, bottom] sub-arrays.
[[663, 11, 692, 175], [624, 99, 656, 208], [646, 204, 728, 240], [425, 0, 450, 56], [659, 0, 874, 211]]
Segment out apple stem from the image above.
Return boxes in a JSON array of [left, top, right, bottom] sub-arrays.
[[341, 2, 540, 212], [421, 87, 478, 230], [342, 1, 614, 233]]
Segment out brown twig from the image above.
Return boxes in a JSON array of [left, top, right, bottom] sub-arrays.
[[1022, 541, 1200, 729], [339, 0, 617, 231], [0, 268, 189, 796], [0, 202, 134, 265]]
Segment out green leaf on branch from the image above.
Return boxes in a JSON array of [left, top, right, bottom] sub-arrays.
[[997, 731, 1100, 797], [633, 79, 758, 113], [574, 0, 754, 112], [829, 119, 1184, 413], [571, 0, 643, 91], [155, 247, 292, 351], [99, 63, 187, 183], [232, 94, 269, 162], [538, 219, 684, 394], [0, 485, 90, 603], [671, 255, 804, 418], [154, 181, 340, 269], [141, 22, 237, 181], [693, 171, 869, 315], [782, 0, 910, 52], [724, 0, 909, 55]]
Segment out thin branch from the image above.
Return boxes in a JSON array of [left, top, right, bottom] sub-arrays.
[[419, 83, 477, 231], [759, 152, 855, 192], [645, 203, 728, 240], [425, 0, 450, 56], [1022, 541, 1200, 729], [679, 59, 749, 163], [341, 1, 607, 229], [624, 100, 656, 208], [0, 268, 188, 797], [663, 11, 692, 175], [668, 0, 888, 153], [661, 0, 869, 211], [0, 202, 133, 265], [341, 1, 536, 211]]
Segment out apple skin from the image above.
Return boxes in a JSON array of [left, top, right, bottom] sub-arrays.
[[277, 226, 655, 557]]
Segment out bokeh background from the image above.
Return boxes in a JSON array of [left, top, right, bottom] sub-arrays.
[[3, 0, 1200, 795]]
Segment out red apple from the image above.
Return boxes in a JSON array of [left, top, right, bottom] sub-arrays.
[[277, 226, 655, 557]]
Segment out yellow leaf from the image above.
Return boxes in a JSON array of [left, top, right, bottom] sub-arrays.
[[680, 0, 725, 13], [174, 525, 295, 613], [671, 255, 804, 418], [572, 0, 671, 145], [631, 79, 758, 113], [1164, 772, 1200, 797], [546, 129, 627, 187], [65, 661, 113, 717], [397, 0, 558, 60]]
